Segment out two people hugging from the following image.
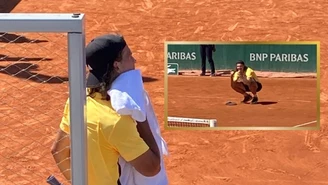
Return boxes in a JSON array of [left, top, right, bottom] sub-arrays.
[[51, 33, 168, 185]]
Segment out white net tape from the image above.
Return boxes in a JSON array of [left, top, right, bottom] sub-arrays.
[[167, 116, 217, 127]]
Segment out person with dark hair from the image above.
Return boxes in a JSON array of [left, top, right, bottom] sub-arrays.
[[51, 33, 166, 185], [200, 44, 216, 76], [231, 60, 262, 104]]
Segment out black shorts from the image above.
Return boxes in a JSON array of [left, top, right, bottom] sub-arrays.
[[244, 82, 262, 92]]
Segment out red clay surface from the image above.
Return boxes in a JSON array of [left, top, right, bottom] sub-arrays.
[[0, 0, 328, 185], [168, 76, 317, 127]]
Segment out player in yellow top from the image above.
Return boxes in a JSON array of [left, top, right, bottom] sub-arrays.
[[50, 34, 161, 185], [231, 60, 262, 104]]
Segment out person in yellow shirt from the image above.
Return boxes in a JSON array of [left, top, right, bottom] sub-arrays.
[[231, 60, 262, 104], [50, 33, 161, 185]]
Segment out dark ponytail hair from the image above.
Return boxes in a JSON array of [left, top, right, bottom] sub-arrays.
[[101, 50, 124, 99], [87, 50, 124, 100]]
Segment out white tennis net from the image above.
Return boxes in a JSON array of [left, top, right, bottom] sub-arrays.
[[167, 116, 217, 128]]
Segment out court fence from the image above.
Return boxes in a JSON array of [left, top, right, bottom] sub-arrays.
[[0, 13, 87, 185]]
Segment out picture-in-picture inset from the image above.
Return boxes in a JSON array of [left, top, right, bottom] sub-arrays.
[[165, 41, 319, 130]]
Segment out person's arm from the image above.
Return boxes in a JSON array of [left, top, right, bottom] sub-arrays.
[[242, 77, 250, 85], [109, 116, 161, 177], [245, 68, 253, 80], [211, 45, 216, 52], [136, 119, 161, 164], [50, 99, 71, 182], [243, 68, 255, 84], [232, 71, 240, 82], [51, 129, 71, 182]]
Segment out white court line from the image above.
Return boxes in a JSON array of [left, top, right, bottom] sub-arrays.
[[241, 179, 328, 184], [293, 120, 317, 128]]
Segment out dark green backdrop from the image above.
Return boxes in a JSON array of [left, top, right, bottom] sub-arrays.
[[167, 44, 317, 72]]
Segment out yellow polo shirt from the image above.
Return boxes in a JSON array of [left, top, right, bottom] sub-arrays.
[[59, 92, 149, 185], [232, 67, 260, 83]]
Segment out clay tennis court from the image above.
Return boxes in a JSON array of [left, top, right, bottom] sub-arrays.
[[1, 0, 328, 185], [168, 75, 317, 127]]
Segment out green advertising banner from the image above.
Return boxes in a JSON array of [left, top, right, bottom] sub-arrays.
[[167, 43, 318, 73]]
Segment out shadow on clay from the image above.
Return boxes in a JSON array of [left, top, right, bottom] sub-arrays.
[[0, 33, 48, 43], [0, 54, 52, 62], [0, 62, 68, 84], [142, 76, 158, 83], [0, 0, 21, 13], [256, 101, 278, 105]]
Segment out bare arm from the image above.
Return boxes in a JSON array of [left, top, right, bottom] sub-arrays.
[[242, 71, 255, 85], [51, 129, 71, 182], [212, 45, 216, 52], [129, 149, 161, 177], [136, 119, 160, 158], [231, 71, 240, 82], [242, 76, 251, 85], [127, 119, 161, 176], [111, 116, 161, 177], [136, 119, 161, 163]]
